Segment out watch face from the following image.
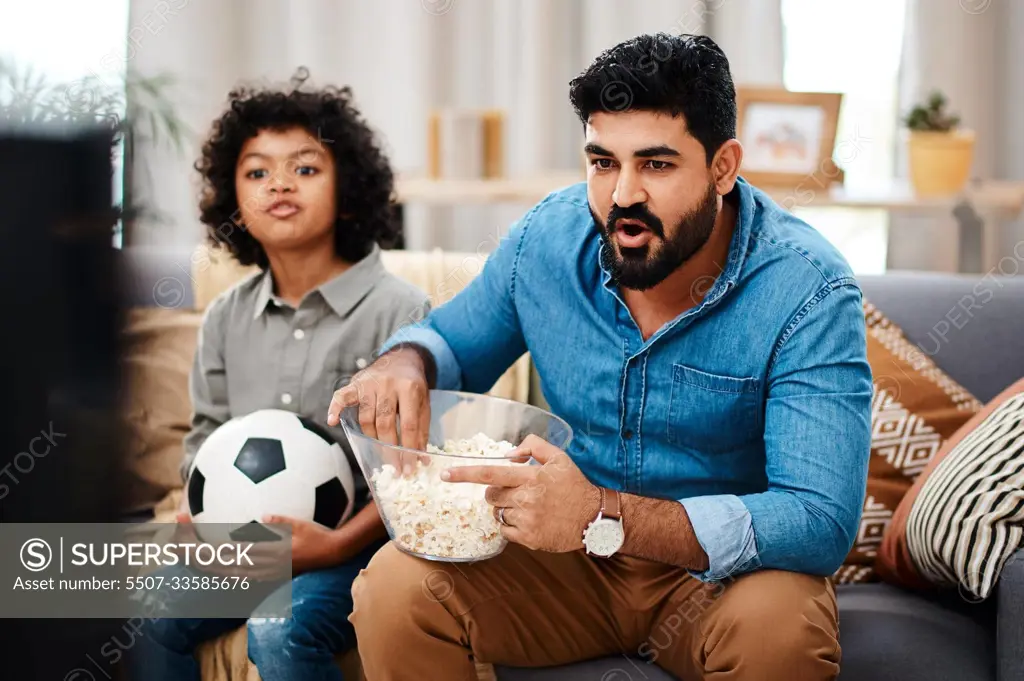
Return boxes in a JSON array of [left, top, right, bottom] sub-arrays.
[[584, 518, 624, 557]]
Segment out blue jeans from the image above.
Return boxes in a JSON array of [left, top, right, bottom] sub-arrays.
[[132, 540, 383, 681]]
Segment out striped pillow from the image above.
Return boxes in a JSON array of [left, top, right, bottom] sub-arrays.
[[905, 392, 1024, 600]]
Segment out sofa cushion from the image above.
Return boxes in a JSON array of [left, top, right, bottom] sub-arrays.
[[833, 301, 982, 584], [877, 377, 1024, 599], [997, 548, 1024, 681], [121, 308, 203, 513], [190, 243, 259, 312], [494, 583, 998, 681], [857, 272, 1024, 403], [831, 583, 994, 681]]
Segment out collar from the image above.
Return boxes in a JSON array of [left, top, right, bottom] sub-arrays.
[[252, 271, 277, 319], [598, 177, 756, 305], [253, 244, 386, 320]]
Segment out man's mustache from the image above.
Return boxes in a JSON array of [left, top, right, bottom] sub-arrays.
[[607, 205, 665, 239]]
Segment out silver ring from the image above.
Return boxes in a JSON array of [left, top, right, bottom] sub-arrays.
[[497, 507, 509, 527]]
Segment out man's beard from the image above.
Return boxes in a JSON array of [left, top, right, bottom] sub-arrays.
[[594, 181, 719, 291]]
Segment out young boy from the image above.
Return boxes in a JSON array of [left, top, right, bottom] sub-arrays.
[[136, 73, 428, 681]]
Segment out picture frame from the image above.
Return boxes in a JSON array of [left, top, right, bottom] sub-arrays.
[[735, 87, 844, 188]]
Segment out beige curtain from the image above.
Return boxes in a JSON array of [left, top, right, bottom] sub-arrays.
[[126, 0, 446, 249], [889, 0, 1021, 273], [708, 0, 784, 87], [125, 0, 792, 253], [995, 0, 1024, 257]]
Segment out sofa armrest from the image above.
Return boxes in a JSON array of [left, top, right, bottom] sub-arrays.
[[997, 547, 1024, 681]]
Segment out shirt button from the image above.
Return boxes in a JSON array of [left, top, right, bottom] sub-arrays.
[[355, 357, 368, 369], [293, 329, 305, 340], [280, 393, 293, 405], [623, 429, 634, 440]]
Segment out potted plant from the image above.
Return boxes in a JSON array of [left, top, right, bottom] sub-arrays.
[[903, 90, 975, 196], [0, 58, 186, 243]]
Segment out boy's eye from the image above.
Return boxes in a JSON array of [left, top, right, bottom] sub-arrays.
[[296, 166, 318, 176], [245, 169, 268, 180], [591, 158, 615, 170], [645, 160, 672, 171]]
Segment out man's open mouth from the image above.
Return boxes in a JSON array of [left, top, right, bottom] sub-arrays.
[[614, 219, 655, 248]]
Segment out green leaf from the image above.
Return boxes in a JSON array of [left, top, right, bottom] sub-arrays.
[[904, 89, 961, 131]]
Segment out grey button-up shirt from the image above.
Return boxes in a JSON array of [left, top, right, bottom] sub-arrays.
[[182, 246, 430, 514]]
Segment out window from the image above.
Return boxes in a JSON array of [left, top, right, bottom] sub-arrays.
[[781, 0, 908, 274], [1, 1, 131, 245]]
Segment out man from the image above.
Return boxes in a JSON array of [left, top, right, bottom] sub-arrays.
[[327, 33, 871, 681]]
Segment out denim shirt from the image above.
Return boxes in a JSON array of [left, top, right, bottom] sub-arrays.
[[381, 178, 872, 581]]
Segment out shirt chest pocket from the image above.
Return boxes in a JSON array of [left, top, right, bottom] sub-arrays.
[[321, 349, 373, 407], [666, 363, 762, 454]]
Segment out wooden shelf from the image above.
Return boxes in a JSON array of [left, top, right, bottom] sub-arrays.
[[758, 180, 1024, 215], [395, 174, 1024, 274], [396, 173, 585, 205], [397, 174, 1024, 215]]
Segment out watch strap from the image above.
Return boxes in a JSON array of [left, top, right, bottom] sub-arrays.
[[601, 487, 622, 521]]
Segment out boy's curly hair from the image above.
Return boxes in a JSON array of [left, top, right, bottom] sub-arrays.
[[195, 68, 400, 268]]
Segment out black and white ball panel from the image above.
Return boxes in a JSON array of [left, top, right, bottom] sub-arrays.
[[234, 437, 286, 484], [313, 478, 346, 529], [229, 520, 283, 544], [188, 468, 207, 515]]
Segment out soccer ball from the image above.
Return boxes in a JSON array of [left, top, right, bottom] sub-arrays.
[[186, 409, 355, 540]]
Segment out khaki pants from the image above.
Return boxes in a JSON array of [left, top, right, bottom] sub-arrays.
[[349, 542, 840, 681]]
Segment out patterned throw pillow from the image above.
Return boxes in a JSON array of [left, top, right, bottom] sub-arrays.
[[831, 301, 982, 584]]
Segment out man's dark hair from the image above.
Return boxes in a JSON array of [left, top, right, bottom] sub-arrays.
[[568, 33, 736, 164], [195, 68, 400, 268]]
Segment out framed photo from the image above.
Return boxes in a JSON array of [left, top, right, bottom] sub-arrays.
[[736, 87, 844, 188]]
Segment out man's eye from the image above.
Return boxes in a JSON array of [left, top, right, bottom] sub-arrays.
[[246, 169, 268, 179], [645, 160, 672, 171], [592, 158, 615, 170], [296, 166, 318, 176]]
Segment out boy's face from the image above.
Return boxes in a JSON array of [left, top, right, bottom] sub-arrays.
[[235, 126, 338, 255]]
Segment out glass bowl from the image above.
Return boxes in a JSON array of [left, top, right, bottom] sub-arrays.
[[338, 390, 573, 562]]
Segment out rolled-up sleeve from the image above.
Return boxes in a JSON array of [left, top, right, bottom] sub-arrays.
[[680, 494, 761, 581], [380, 218, 531, 394], [680, 281, 872, 581]]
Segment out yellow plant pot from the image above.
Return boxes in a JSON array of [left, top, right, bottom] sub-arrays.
[[907, 129, 975, 197]]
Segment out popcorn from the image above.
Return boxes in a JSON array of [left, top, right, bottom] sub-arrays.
[[371, 433, 520, 560]]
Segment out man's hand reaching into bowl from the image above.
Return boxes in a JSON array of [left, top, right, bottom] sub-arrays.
[[326, 346, 433, 476], [441, 434, 601, 553]]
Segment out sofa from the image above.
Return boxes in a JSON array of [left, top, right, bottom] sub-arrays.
[[118, 245, 1024, 681]]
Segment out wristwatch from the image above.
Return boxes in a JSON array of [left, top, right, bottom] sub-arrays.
[[582, 487, 625, 557]]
